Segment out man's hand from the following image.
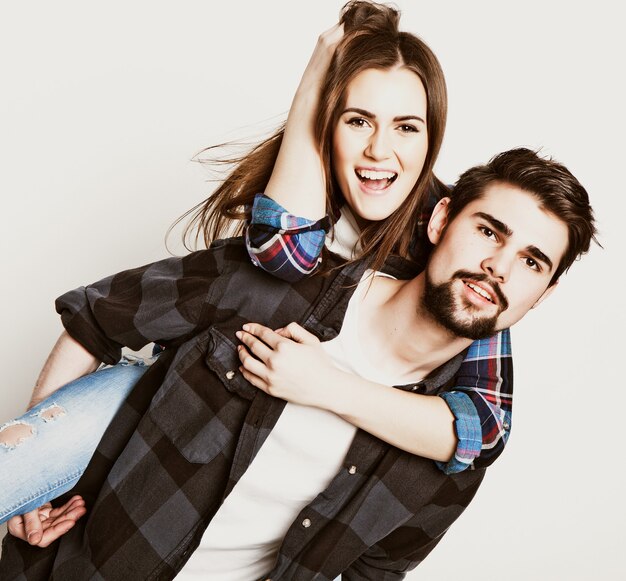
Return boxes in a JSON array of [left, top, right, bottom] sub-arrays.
[[236, 322, 340, 409], [7, 495, 86, 548]]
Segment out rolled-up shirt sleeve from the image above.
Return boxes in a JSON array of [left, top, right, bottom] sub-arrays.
[[55, 248, 225, 365], [245, 193, 330, 283], [436, 391, 484, 474], [436, 328, 513, 474]]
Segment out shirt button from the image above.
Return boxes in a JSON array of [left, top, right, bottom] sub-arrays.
[[503, 421, 510, 430], [302, 518, 312, 528], [348, 465, 357, 475], [225, 370, 235, 380]]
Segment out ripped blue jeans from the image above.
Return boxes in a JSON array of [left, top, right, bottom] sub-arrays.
[[0, 357, 149, 524]]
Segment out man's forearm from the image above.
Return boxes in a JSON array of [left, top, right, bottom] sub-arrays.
[[28, 331, 101, 409]]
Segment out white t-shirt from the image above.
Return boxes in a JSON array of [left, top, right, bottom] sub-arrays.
[[178, 270, 415, 580]]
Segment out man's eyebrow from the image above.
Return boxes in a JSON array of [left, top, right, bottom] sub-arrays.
[[473, 212, 513, 237], [474, 212, 555, 270], [343, 107, 426, 125], [526, 245, 554, 271]]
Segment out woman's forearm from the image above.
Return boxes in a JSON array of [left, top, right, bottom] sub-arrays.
[[264, 87, 326, 220], [28, 331, 101, 409], [237, 322, 458, 463], [264, 26, 343, 219], [324, 369, 457, 462]]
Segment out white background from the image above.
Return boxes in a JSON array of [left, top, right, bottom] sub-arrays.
[[1, 1, 624, 579]]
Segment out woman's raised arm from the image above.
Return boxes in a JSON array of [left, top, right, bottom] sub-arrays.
[[263, 24, 343, 220]]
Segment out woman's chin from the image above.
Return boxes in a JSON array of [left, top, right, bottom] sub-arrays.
[[355, 203, 402, 223]]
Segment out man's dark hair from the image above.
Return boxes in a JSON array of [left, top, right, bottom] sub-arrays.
[[448, 148, 598, 284]]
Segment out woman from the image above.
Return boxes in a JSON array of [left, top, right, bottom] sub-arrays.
[[188, 0, 510, 471], [3, 0, 510, 546]]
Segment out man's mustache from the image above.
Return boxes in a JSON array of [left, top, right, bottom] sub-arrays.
[[452, 270, 509, 311]]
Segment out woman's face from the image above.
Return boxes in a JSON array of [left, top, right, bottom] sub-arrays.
[[332, 66, 428, 223]]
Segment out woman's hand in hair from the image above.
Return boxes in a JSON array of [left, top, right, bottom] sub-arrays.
[[298, 23, 344, 96]]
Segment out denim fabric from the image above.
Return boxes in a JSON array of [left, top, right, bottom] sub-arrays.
[[0, 360, 147, 524]]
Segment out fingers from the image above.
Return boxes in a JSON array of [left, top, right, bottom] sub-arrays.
[[240, 322, 319, 349], [236, 332, 273, 365], [237, 344, 270, 381], [7, 497, 86, 546], [239, 323, 283, 350], [238, 363, 269, 394], [38, 497, 87, 548], [48, 496, 85, 520], [22, 507, 46, 545], [275, 322, 319, 345], [7, 513, 27, 541], [318, 22, 344, 50]]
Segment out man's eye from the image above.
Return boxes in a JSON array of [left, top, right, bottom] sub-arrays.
[[524, 257, 541, 271], [479, 226, 496, 240]]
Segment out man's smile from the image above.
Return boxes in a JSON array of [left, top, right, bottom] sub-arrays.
[[462, 279, 497, 305]]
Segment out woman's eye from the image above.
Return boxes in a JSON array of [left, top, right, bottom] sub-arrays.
[[347, 117, 369, 128], [398, 124, 418, 133]]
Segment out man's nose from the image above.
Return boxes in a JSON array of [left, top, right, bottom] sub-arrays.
[[481, 251, 513, 283], [364, 128, 391, 161]]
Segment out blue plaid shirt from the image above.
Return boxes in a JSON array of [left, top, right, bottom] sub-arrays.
[[246, 194, 513, 473]]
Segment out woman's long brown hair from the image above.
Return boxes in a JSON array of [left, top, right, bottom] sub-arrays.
[[180, 1, 448, 274]]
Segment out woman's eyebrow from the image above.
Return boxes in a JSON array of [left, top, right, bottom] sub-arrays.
[[342, 107, 425, 124], [343, 107, 373, 117], [394, 114, 426, 124]]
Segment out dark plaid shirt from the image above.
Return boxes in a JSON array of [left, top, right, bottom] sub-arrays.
[[0, 238, 485, 581]]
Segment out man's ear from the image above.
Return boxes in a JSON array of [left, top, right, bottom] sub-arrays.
[[427, 197, 451, 245], [532, 279, 559, 309]]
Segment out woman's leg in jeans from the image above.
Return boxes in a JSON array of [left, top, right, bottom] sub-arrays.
[[0, 360, 148, 524]]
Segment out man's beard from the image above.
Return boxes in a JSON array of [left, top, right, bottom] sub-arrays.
[[423, 269, 509, 340]]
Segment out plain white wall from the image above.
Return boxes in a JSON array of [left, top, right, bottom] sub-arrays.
[[1, 1, 624, 578]]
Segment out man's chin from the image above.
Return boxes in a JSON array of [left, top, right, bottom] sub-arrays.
[[424, 275, 500, 340], [440, 314, 498, 341]]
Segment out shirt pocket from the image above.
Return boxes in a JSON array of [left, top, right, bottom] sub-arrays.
[[148, 327, 251, 464]]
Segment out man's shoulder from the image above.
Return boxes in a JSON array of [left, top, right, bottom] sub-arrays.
[[181, 236, 251, 275], [380, 254, 424, 280]]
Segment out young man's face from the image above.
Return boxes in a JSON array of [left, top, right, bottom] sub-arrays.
[[424, 182, 569, 339]]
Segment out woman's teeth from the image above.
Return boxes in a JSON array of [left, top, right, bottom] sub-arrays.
[[356, 169, 396, 180], [356, 169, 397, 189]]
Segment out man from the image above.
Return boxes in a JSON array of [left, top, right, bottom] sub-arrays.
[[0, 149, 596, 579]]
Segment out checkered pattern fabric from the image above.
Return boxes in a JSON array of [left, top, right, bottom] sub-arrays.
[[0, 239, 484, 580], [246, 194, 331, 283]]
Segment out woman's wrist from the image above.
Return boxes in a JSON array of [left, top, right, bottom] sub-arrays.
[[315, 367, 362, 417]]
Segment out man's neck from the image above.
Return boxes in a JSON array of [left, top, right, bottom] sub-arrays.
[[359, 273, 473, 383]]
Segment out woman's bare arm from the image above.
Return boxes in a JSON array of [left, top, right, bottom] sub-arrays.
[[236, 323, 457, 462], [263, 24, 343, 220]]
